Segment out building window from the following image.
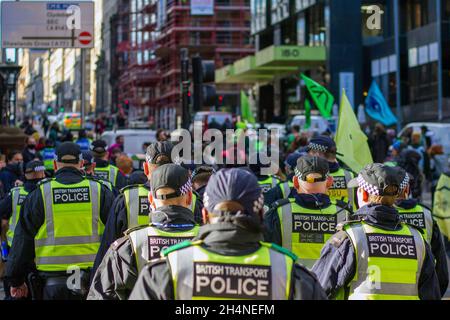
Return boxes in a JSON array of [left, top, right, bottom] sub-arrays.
[[271, 0, 290, 25], [251, 0, 267, 34], [405, 0, 434, 31], [306, 3, 325, 46], [297, 13, 305, 45], [217, 31, 232, 44], [409, 62, 438, 104]]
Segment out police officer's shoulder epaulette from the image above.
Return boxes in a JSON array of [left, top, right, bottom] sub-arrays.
[[270, 198, 292, 210], [110, 236, 129, 251], [161, 240, 203, 257], [124, 224, 149, 236], [261, 242, 298, 261], [119, 184, 144, 194], [36, 177, 54, 187], [330, 231, 349, 248]]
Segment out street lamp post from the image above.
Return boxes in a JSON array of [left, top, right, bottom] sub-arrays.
[[0, 61, 22, 127]]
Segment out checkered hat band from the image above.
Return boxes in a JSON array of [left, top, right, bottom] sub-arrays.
[[357, 175, 380, 196], [34, 166, 46, 172], [179, 178, 192, 196], [308, 143, 328, 153], [399, 174, 410, 191], [294, 167, 302, 179]]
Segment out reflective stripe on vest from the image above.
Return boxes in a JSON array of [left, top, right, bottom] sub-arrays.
[[34, 179, 104, 271], [329, 169, 354, 208], [94, 165, 119, 186], [7, 187, 29, 246], [280, 181, 294, 199], [124, 186, 150, 228], [396, 205, 433, 244], [345, 222, 425, 300], [166, 242, 293, 300], [277, 199, 348, 268], [129, 225, 200, 272]]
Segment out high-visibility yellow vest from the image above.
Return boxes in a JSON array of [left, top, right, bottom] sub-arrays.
[[277, 198, 349, 268], [123, 185, 150, 228], [7, 187, 29, 246], [258, 176, 281, 194], [328, 168, 355, 209], [433, 174, 450, 239], [41, 148, 56, 171], [35, 179, 105, 272], [395, 204, 433, 244], [344, 222, 425, 300], [94, 165, 120, 187], [163, 240, 295, 300], [129, 224, 200, 272]]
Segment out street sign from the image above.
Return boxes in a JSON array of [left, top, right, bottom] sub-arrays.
[[1, 1, 95, 49]]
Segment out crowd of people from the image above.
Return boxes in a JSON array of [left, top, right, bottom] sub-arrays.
[[0, 118, 448, 301]]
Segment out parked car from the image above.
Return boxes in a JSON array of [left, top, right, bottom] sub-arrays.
[[101, 129, 157, 155], [288, 115, 337, 134]]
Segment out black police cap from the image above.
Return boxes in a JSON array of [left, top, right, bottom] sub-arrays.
[[56, 142, 82, 164], [295, 155, 330, 183], [150, 164, 191, 199], [25, 160, 45, 174]]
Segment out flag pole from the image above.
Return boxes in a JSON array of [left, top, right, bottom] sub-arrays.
[[393, 0, 403, 132]]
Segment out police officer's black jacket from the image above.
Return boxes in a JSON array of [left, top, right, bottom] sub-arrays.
[[0, 180, 38, 221], [264, 193, 350, 246], [87, 205, 197, 300], [396, 198, 449, 297], [311, 204, 442, 300], [5, 167, 115, 287], [91, 188, 204, 275], [94, 158, 128, 190], [128, 220, 328, 300]]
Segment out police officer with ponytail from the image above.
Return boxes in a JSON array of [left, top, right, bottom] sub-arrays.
[[312, 164, 441, 300], [129, 168, 327, 300], [88, 164, 199, 300], [5, 142, 114, 300]]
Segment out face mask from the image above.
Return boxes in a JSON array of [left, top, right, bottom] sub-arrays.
[[27, 178, 42, 185], [28, 144, 36, 150], [10, 162, 24, 175]]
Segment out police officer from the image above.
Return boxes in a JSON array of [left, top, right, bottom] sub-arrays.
[[91, 140, 127, 189], [312, 164, 441, 300], [307, 136, 356, 209], [191, 165, 215, 199], [264, 151, 304, 206], [0, 160, 45, 299], [395, 172, 449, 297], [88, 164, 200, 300], [91, 141, 203, 274], [250, 162, 282, 195], [40, 139, 56, 176], [5, 142, 115, 300], [81, 150, 116, 196], [264, 155, 351, 269], [129, 168, 328, 300]]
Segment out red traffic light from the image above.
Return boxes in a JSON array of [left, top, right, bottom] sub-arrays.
[[124, 99, 129, 105]]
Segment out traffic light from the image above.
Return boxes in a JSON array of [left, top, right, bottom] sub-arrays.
[[59, 107, 65, 113], [192, 56, 216, 111], [47, 106, 53, 114], [123, 100, 130, 114], [217, 95, 224, 106]]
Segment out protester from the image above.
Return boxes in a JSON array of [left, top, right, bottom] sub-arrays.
[[368, 123, 390, 163]]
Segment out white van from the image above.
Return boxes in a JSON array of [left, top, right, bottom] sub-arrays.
[[101, 129, 157, 155]]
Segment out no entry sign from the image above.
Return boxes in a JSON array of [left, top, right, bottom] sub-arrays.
[[79, 32, 93, 45]]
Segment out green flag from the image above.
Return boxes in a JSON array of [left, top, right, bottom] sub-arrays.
[[240, 91, 255, 124], [301, 73, 333, 119], [335, 90, 373, 173]]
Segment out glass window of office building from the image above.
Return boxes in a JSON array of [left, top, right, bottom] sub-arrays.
[[251, 0, 267, 34], [271, 0, 290, 25]]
